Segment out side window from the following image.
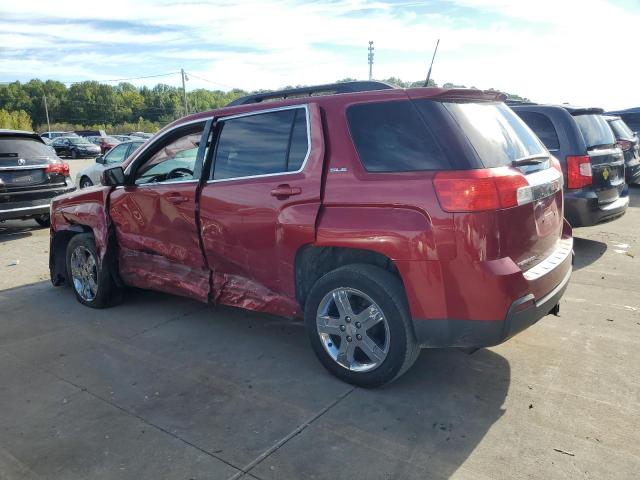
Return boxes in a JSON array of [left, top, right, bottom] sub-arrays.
[[104, 144, 128, 164], [347, 100, 450, 172], [211, 107, 309, 181], [516, 112, 560, 151], [134, 124, 204, 185]]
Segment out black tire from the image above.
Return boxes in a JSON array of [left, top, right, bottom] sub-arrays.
[[80, 176, 93, 188], [65, 233, 122, 308], [70, 149, 78, 159], [304, 264, 420, 388], [34, 214, 50, 227]]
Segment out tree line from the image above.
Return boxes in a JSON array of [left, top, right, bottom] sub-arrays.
[[0, 78, 529, 133]]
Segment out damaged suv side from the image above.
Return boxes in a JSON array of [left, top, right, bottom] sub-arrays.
[[50, 82, 573, 387]]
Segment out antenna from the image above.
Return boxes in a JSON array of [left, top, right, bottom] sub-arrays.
[[423, 39, 440, 87]]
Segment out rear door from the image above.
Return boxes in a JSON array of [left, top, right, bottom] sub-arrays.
[[198, 104, 324, 315], [573, 113, 625, 204]]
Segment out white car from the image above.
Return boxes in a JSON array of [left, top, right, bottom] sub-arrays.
[[75, 139, 145, 188]]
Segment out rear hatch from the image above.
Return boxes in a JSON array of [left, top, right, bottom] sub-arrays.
[[415, 100, 564, 272], [0, 136, 67, 196], [573, 112, 625, 204]]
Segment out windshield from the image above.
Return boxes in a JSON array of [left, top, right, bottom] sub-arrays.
[[609, 119, 635, 140], [574, 114, 615, 149], [68, 137, 92, 145], [0, 137, 55, 159], [440, 102, 547, 168]]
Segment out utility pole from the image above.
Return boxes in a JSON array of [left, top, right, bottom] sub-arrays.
[[43, 93, 51, 133], [181, 68, 188, 116], [367, 41, 374, 81]]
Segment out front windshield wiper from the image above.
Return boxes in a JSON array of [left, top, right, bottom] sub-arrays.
[[512, 154, 548, 167]]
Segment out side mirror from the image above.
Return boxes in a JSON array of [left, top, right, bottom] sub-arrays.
[[101, 166, 126, 186], [95, 155, 105, 164]]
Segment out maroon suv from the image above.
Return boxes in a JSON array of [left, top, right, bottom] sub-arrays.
[[49, 82, 573, 387]]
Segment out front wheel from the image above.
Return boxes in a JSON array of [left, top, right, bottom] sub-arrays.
[[70, 149, 78, 159], [80, 177, 93, 188], [65, 233, 122, 308], [305, 264, 419, 388], [34, 214, 50, 227]]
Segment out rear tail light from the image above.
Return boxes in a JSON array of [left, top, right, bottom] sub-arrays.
[[433, 167, 532, 212], [566, 155, 592, 189], [46, 162, 70, 177], [616, 139, 633, 152]]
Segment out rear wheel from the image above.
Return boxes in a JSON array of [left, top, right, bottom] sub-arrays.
[[305, 264, 419, 388], [34, 214, 50, 227], [65, 233, 122, 308], [80, 176, 93, 188]]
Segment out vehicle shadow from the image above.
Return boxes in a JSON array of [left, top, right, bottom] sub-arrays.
[[0, 220, 42, 243], [572, 236, 607, 270], [0, 282, 510, 479], [628, 184, 640, 208]]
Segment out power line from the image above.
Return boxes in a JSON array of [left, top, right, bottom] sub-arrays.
[[183, 72, 236, 90], [75, 72, 181, 83]]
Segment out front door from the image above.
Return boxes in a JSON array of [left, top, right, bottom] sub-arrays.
[[198, 104, 324, 316], [109, 121, 211, 301]]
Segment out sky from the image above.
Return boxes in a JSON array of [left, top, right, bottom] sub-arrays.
[[0, 0, 639, 110]]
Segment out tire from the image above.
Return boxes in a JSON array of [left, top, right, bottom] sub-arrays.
[[80, 176, 93, 188], [304, 264, 420, 388], [65, 233, 122, 308], [71, 149, 78, 159], [33, 214, 50, 227]]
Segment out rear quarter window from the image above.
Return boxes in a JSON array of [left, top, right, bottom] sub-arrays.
[[346, 100, 450, 172], [573, 114, 615, 149], [515, 111, 560, 151]]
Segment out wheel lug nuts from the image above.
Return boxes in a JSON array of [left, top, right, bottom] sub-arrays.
[[346, 336, 352, 342], [345, 316, 351, 323], [356, 334, 362, 340], [340, 325, 346, 332], [355, 322, 361, 328]]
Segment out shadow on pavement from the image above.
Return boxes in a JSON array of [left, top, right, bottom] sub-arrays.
[[0, 220, 43, 243], [572, 236, 607, 270], [0, 281, 511, 479], [629, 184, 640, 208]]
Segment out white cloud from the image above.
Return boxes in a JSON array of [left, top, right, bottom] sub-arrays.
[[0, 0, 639, 109]]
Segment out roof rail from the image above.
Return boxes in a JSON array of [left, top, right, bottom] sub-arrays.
[[505, 99, 538, 106], [226, 81, 397, 107]]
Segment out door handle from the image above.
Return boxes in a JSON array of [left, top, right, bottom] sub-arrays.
[[165, 192, 190, 204], [270, 184, 302, 198]]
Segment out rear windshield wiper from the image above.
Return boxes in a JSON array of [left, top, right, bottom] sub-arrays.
[[512, 154, 548, 167]]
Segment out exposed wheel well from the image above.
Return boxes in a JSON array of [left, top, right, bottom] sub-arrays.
[[295, 245, 403, 310], [80, 176, 92, 186], [49, 226, 92, 285]]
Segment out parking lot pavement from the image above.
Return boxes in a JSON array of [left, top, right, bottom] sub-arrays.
[[0, 189, 639, 480]]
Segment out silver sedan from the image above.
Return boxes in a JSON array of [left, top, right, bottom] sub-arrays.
[[75, 140, 145, 188]]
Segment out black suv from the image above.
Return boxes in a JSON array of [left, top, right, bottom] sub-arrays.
[[0, 130, 75, 227], [605, 115, 640, 185], [511, 104, 628, 227]]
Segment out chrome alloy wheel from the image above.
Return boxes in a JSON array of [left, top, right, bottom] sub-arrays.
[[70, 245, 98, 302], [316, 287, 391, 372]]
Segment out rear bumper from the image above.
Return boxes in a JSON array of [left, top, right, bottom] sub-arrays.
[[0, 186, 76, 220], [413, 265, 572, 348], [564, 187, 628, 227]]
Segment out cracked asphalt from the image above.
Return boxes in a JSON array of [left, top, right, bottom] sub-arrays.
[[0, 180, 639, 479]]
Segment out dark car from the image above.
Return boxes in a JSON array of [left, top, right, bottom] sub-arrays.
[[49, 82, 572, 387], [605, 115, 640, 185], [87, 136, 120, 154], [51, 136, 101, 158], [511, 104, 628, 227], [0, 130, 75, 227], [606, 107, 640, 135]]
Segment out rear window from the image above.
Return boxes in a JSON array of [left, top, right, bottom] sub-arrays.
[[573, 114, 615, 149], [0, 136, 54, 160], [515, 111, 560, 150], [347, 100, 450, 172], [439, 102, 547, 168], [609, 119, 635, 140]]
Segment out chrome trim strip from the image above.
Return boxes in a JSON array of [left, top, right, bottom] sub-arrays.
[[0, 203, 50, 213], [136, 179, 199, 187], [0, 165, 48, 171], [523, 237, 573, 281], [207, 104, 311, 184]]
